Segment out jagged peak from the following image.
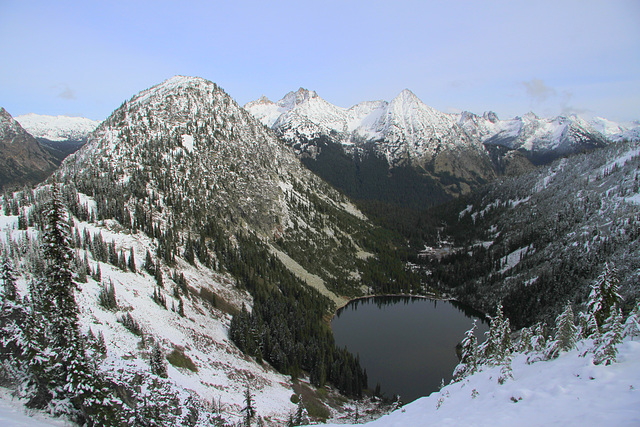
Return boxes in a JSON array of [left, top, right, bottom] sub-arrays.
[[483, 111, 499, 123], [277, 87, 319, 110], [459, 111, 479, 122]]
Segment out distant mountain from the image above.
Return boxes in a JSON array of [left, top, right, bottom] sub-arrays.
[[247, 91, 615, 210], [590, 116, 640, 143], [246, 89, 496, 209], [16, 113, 100, 164], [0, 107, 57, 191]]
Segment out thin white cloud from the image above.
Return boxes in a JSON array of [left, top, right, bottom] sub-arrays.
[[522, 78, 556, 104], [57, 84, 76, 100]]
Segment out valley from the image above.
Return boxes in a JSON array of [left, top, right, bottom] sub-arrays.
[[0, 76, 639, 426]]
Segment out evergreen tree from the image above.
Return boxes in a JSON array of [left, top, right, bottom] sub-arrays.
[[241, 384, 255, 427], [41, 184, 79, 338], [479, 303, 511, 366], [623, 301, 640, 340], [1, 258, 18, 301], [593, 305, 623, 366], [293, 395, 308, 426], [545, 302, 578, 359], [128, 247, 137, 273], [178, 296, 185, 317], [150, 342, 167, 378], [144, 250, 155, 274], [587, 263, 622, 330], [452, 320, 478, 382]]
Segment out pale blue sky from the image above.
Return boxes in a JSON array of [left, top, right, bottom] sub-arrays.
[[1, 0, 639, 122]]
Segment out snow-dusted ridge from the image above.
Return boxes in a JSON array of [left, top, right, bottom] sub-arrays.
[[15, 113, 100, 142], [246, 89, 636, 167]]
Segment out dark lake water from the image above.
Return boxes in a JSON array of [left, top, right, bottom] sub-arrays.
[[331, 296, 488, 403]]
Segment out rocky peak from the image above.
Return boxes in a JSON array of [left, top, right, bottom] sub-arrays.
[[483, 111, 499, 123]]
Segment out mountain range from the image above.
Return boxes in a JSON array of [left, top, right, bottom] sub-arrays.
[[246, 89, 635, 209], [0, 75, 639, 425]]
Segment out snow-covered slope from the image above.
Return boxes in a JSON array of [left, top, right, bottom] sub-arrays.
[[326, 337, 640, 426], [480, 112, 609, 157], [590, 117, 640, 143], [0, 195, 295, 424], [246, 89, 497, 205], [246, 88, 483, 166], [247, 90, 613, 165], [16, 113, 100, 142]]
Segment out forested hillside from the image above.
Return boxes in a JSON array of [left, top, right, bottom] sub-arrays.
[[420, 140, 640, 327]]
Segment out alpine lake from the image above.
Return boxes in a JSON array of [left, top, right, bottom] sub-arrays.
[[331, 296, 489, 403]]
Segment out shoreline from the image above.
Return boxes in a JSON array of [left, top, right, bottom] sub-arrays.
[[329, 292, 489, 323], [330, 291, 447, 320]]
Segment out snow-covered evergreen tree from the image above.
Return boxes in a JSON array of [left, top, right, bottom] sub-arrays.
[[623, 301, 640, 340], [242, 384, 256, 427], [453, 320, 478, 382], [151, 342, 168, 378], [293, 394, 308, 426], [587, 263, 623, 330], [593, 305, 623, 366], [1, 258, 18, 301], [545, 302, 578, 359], [479, 304, 511, 366]]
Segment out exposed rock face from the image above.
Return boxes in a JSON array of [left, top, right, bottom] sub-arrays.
[[0, 107, 57, 190]]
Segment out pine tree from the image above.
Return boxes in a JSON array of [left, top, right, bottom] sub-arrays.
[[587, 263, 622, 330], [593, 305, 623, 365], [128, 247, 137, 273], [623, 301, 640, 340], [242, 384, 256, 427], [479, 303, 511, 366], [453, 320, 478, 382], [545, 302, 578, 359], [1, 258, 18, 302], [293, 395, 308, 426], [150, 342, 167, 378], [41, 184, 79, 338]]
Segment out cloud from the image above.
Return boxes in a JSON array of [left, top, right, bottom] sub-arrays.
[[522, 78, 556, 104], [58, 85, 76, 100], [53, 84, 76, 100], [560, 91, 590, 117]]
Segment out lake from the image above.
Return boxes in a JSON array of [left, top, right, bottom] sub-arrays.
[[331, 296, 489, 403]]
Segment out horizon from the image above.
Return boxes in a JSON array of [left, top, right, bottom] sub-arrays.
[[1, 0, 639, 123]]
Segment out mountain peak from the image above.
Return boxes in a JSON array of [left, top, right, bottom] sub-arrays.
[[277, 87, 318, 110], [392, 89, 421, 104], [483, 111, 499, 123]]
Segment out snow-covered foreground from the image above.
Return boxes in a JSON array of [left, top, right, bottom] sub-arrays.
[[327, 338, 640, 427], [0, 389, 73, 426]]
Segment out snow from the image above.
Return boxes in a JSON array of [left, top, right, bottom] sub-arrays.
[[326, 338, 640, 427], [0, 389, 74, 426], [181, 134, 194, 153], [0, 201, 297, 424], [499, 245, 533, 274], [15, 113, 100, 141]]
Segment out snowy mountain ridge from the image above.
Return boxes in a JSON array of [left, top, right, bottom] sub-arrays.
[[15, 113, 100, 142], [246, 88, 479, 166]]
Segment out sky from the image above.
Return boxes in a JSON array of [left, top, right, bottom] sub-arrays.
[[1, 0, 639, 123]]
